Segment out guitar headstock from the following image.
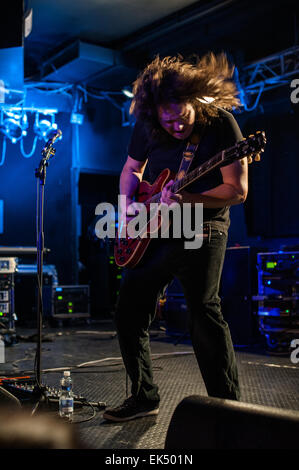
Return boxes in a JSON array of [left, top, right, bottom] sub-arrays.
[[224, 131, 266, 166], [240, 131, 266, 164]]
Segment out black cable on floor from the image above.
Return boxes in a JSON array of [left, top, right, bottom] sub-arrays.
[[72, 399, 97, 424]]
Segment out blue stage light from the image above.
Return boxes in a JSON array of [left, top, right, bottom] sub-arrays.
[[0, 109, 29, 143], [0, 117, 23, 143], [33, 112, 60, 141]]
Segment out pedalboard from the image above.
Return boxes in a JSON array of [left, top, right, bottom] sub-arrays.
[[0, 375, 105, 409]]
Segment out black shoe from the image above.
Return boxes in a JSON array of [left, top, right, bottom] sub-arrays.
[[102, 396, 159, 422]]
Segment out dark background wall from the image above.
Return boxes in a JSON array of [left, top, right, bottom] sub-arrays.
[[228, 88, 299, 246], [78, 98, 131, 175]]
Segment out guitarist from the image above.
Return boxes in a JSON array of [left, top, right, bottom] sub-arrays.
[[103, 53, 248, 422]]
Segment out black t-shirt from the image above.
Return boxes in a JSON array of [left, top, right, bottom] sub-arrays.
[[128, 108, 243, 228]]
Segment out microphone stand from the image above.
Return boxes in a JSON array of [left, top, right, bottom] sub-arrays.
[[32, 131, 61, 410], [3, 130, 105, 415]]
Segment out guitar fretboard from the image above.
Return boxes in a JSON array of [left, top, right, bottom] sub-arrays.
[[173, 150, 225, 193], [146, 148, 227, 205]]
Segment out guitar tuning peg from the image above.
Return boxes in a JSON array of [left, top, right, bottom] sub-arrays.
[[254, 153, 261, 162], [248, 156, 253, 164]]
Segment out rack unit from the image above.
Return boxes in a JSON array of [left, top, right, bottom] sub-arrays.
[[254, 252, 299, 352]]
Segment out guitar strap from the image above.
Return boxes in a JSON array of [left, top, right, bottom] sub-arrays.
[[175, 142, 199, 181], [175, 127, 205, 181]]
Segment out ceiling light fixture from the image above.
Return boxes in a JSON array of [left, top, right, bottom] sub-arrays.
[[33, 112, 60, 141], [122, 87, 134, 99]]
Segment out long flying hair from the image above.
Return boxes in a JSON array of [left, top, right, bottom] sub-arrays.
[[130, 52, 240, 142]]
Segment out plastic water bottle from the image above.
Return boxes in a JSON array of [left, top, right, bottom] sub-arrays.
[[59, 371, 74, 420]]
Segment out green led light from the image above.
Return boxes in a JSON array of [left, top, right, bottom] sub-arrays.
[[68, 302, 73, 306], [116, 275, 122, 279], [0, 312, 3, 316], [266, 262, 276, 269], [286, 310, 290, 313], [68, 309, 73, 313], [58, 295, 63, 300]]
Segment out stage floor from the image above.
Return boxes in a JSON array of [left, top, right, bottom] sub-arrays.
[[1, 319, 299, 450]]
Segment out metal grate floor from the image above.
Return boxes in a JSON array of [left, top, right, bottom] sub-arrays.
[[1, 320, 299, 449]]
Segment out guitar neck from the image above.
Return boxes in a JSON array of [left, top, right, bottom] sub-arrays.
[[147, 148, 227, 204], [172, 149, 226, 193]]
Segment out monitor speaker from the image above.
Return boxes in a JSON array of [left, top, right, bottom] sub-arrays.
[[165, 395, 299, 449]]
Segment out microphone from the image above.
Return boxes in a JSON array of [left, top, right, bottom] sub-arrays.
[[47, 129, 62, 146], [40, 129, 62, 162], [37, 129, 62, 177]]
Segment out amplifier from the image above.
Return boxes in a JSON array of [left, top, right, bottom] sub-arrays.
[[257, 251, 298, 298], [52, 285, 90, 319], [14, 264, 58, 325], [255, 251, 299, 352], [0, 257, 17, 331]]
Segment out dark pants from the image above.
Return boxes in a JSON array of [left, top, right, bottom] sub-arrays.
[[114, 227, 240, 404]]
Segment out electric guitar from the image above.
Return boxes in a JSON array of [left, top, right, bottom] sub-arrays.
[[114, 131, 266, 268]]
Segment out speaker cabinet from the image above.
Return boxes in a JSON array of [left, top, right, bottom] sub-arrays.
[[165, 395, 299, 449]]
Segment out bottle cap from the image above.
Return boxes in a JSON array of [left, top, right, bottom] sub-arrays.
[[63, 371, 71, 376]]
